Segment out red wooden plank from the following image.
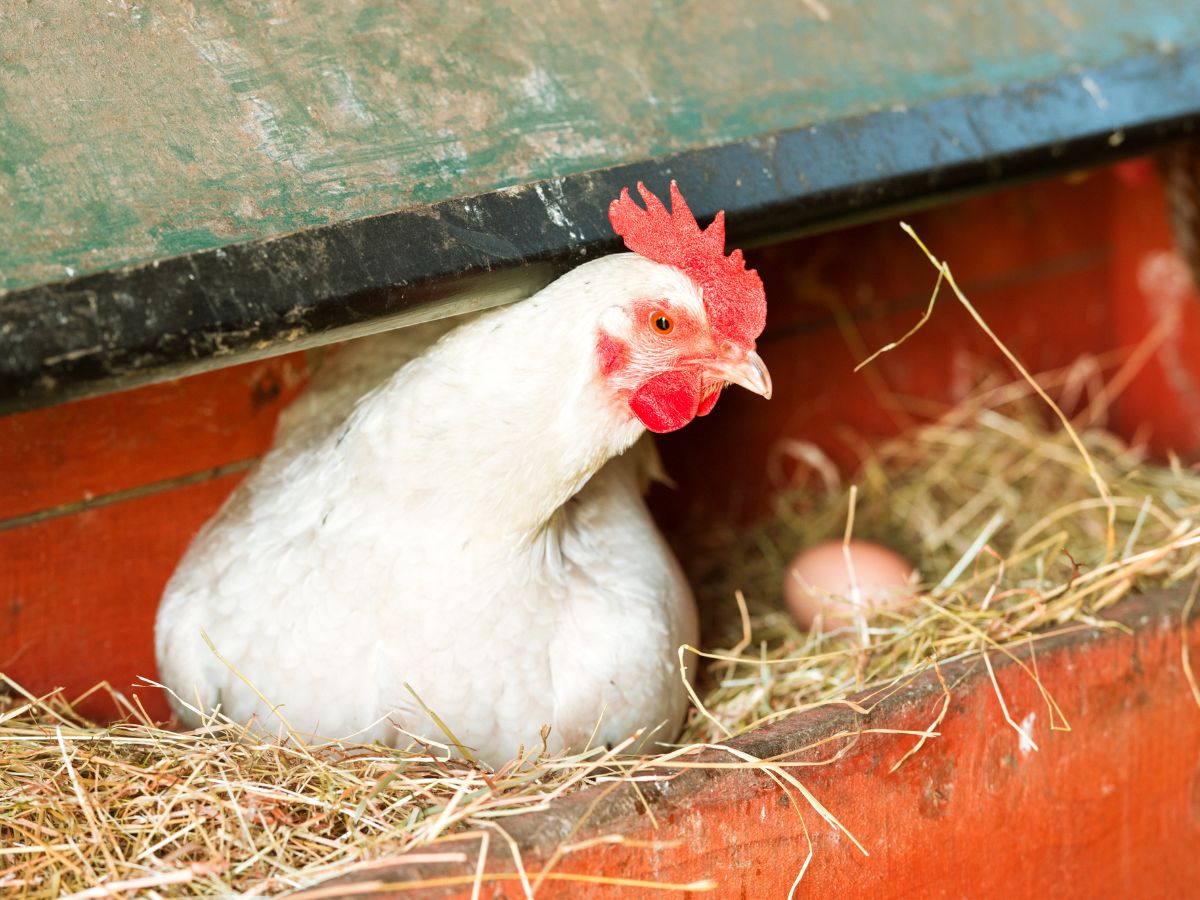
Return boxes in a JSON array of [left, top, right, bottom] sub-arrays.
[[0, 353, 307, 522], [325, 591, 1200, 898], [1108, 161, 1200, 456], [0, 472, 248, 721], [756, 170, 1115, 336]]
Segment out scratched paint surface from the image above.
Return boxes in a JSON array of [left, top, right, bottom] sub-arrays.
[[0, 0, 1197, 292]]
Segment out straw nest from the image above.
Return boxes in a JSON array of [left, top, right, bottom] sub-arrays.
[[682, 364, 1200, 747], [4, 245, 1200, 897]]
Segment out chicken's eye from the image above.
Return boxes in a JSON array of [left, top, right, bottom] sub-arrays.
[[651, 313, 674, 335]]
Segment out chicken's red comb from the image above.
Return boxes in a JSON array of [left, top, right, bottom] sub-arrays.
[[608, 181, 765, 347]]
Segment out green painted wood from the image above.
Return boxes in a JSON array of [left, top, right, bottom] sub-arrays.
[[1, 0, 1198, 294]]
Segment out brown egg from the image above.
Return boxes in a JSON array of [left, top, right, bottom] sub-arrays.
[[784, 539, 915, 630]]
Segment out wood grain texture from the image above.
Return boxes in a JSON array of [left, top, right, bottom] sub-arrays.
[[0, 354, 308, 522], [1, 0, 1198, 292], [1, 472, 249, 722]]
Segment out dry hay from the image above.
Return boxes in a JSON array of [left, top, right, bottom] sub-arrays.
[[682, 364, 1200, 746], [4, 236, 1200, 897]]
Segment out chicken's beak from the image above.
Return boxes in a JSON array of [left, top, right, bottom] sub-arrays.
[[708, 350, 773, 399]]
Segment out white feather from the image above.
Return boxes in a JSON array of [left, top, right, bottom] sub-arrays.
[[156, 254, 701, 765]]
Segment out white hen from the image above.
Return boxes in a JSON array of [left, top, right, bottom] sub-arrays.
[[156, 183, 770, 766]]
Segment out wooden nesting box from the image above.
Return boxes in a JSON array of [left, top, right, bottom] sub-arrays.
[[2, 2, 1200, 896]]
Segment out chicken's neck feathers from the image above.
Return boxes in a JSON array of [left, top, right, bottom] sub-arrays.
[[334, 258, 659, 544]]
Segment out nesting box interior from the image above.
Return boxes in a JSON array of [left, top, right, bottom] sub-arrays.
[[4, 160, 1198, 716]]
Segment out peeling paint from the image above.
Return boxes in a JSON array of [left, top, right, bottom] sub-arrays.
[[1081, 76, 1109, 109], [519, 67, 560, 111], [535, 181, 570, 229], [800, 0, 832, 21], [323, 67, 375, 127]]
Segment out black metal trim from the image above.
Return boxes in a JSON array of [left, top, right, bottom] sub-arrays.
[[2, 48, 1198, 413]]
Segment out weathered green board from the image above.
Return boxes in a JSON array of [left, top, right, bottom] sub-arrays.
[[2, 0, 1198, 293]]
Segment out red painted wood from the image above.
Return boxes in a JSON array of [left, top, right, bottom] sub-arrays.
[[1108, 160, 1200, 456], [331, 592, 1200, 898], [0, 355, 309, 718], [0, 353, 308, 521], [0, 472, 247, 721], [755, 169, 1114, 336]]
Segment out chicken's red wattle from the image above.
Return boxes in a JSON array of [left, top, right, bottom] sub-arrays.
[[629, 369, 704, 433]]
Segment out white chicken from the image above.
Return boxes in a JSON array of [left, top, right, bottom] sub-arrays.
[[155, 183, 770, 766]]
